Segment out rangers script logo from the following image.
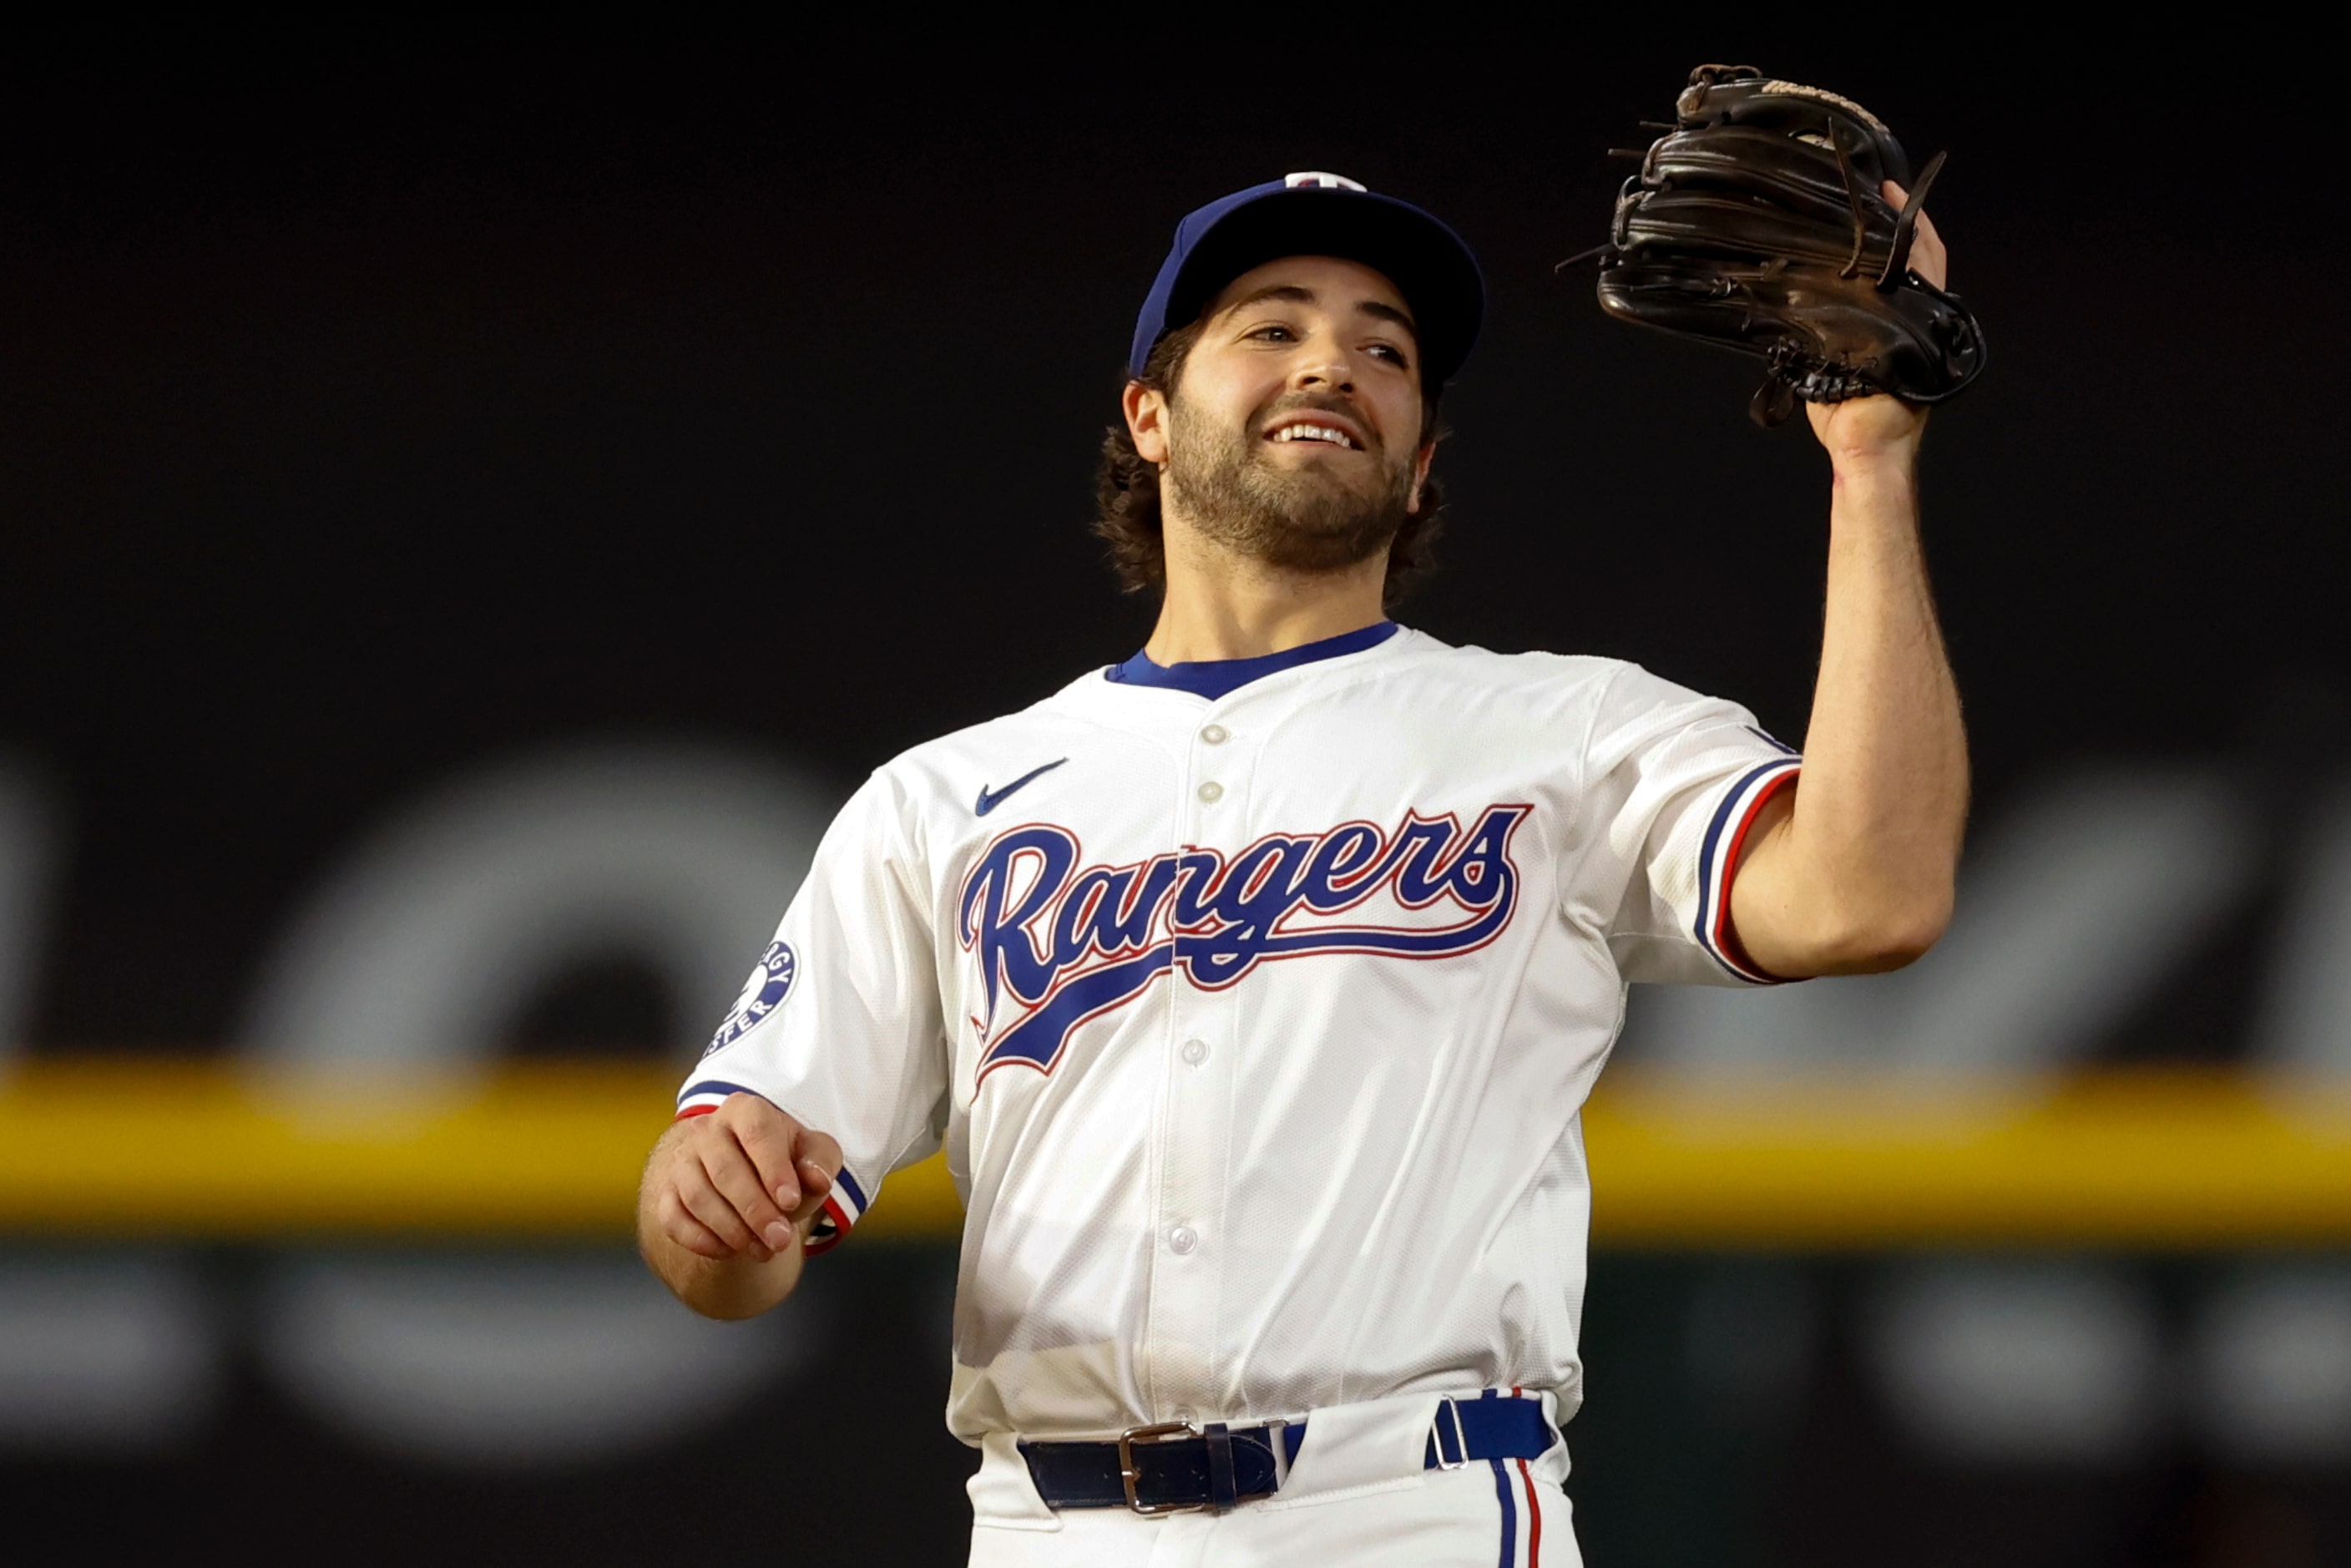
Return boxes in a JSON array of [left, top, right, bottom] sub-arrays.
[[959, 805, 1529, 1080]]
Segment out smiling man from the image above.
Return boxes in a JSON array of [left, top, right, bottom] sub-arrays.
[[638, 172, 1967, 1565]]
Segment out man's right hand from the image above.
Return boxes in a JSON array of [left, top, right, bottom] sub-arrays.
[[637, 1092, 843, 1319]]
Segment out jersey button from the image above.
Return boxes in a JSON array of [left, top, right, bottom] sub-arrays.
[[1196, 781, 1224, 803], [1181, 1038, 1209, 1066], [1200, 724, 1229, 745], [1168, 1225, 1198, 1256]]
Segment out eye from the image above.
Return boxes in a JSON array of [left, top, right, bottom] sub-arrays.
[[1368, 342, 1412, 369], [1245, 324, 1297, 344]]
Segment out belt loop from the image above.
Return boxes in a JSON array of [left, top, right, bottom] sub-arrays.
[[1204, 1422, 1238, 1510], [1428, 1398, 1470, 1470], [1267, 1419, 1291, 1487]]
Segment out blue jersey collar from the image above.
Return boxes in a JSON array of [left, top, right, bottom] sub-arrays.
[[1105, 621, 1399, 701]]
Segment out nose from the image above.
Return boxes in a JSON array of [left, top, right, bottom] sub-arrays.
[[1289, 354, 1355, 395]]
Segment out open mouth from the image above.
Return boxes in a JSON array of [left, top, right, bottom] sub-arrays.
[[1269, 422, 1363, 446]]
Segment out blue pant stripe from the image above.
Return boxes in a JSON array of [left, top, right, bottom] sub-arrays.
[[1489, 1456, 1516, 1567]]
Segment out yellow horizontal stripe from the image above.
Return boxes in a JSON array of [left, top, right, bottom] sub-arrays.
[[3, 1062, 2348, 1247], [0, 1060, 958, 1242], [1584, 1071, 2351, 1247]]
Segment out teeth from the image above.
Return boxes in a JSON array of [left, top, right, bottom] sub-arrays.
[[1272, 423, 1358, 448]]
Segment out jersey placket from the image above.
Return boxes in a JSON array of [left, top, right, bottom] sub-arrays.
[[1141, 702, 1257, 1424]]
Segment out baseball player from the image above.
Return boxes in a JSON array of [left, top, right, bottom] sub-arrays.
[[639, 170, 1966, 1565]]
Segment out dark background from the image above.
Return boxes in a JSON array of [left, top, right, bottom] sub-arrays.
[[3, 34, 2344, 1566], [7, 34, 2336, 1051]]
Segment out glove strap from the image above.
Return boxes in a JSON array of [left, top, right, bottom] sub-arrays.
[[1878, 150, 1948, 291]]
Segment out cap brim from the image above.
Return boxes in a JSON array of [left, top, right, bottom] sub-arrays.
[[1163, 188, 1484, 386]]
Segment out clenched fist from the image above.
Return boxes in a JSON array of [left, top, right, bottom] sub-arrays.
[[638, 1091, 843, 1319]]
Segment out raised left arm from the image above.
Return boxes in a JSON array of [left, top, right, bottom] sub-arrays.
[[1724, 195, 1969, 979]]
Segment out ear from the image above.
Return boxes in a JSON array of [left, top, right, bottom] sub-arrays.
[[1405, 441, 1436, 515], [1124, 381, 1170, 467]]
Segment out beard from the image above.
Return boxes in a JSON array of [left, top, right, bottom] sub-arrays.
[[1161, 394, 1418, 575]]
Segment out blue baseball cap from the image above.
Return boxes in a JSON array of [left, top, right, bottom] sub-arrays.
[[1128, 172, 1485, 387]]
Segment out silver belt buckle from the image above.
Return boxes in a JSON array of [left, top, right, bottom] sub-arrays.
[[1118, 1420, 1205, 1515]]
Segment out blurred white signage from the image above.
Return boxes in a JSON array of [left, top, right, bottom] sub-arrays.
[[2, 751, 2349, 1465]]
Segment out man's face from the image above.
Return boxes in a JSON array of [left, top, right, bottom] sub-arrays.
[[1131, 255, 1433, 575]]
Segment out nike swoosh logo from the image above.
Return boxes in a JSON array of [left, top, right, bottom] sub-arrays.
[[975, 758, 1069, 817]]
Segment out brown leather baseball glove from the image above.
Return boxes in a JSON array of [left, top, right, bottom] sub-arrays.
[[1585, 64, 1988, 427]]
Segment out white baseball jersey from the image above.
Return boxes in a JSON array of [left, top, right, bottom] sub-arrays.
[[676, 621, 1798, 1446]]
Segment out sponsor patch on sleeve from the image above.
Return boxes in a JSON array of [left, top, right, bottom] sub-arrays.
[[704, 939, 796, 1058]]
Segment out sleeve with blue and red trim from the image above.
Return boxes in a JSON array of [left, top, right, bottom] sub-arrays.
[[1580, 661, 1804, 988], [673, 770, 950, 1256]]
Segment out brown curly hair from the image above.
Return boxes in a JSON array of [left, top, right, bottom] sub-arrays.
[[1092, 321, 1449, 611]]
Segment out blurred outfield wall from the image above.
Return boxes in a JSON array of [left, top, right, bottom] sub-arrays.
[[3, 743, 2351, 1488]]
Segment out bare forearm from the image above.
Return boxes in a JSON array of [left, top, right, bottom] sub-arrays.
[[1735, 434, 1969, 976], [638, 1211, 805, 1319]]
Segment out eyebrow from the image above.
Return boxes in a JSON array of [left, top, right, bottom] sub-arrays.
[[1217, 283, 1420, 342]]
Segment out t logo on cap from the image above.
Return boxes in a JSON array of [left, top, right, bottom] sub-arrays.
[[1284, 172, 1368, 191]]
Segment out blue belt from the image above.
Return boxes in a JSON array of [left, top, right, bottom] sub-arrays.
[[1019, 1394, 1557, 1515]]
